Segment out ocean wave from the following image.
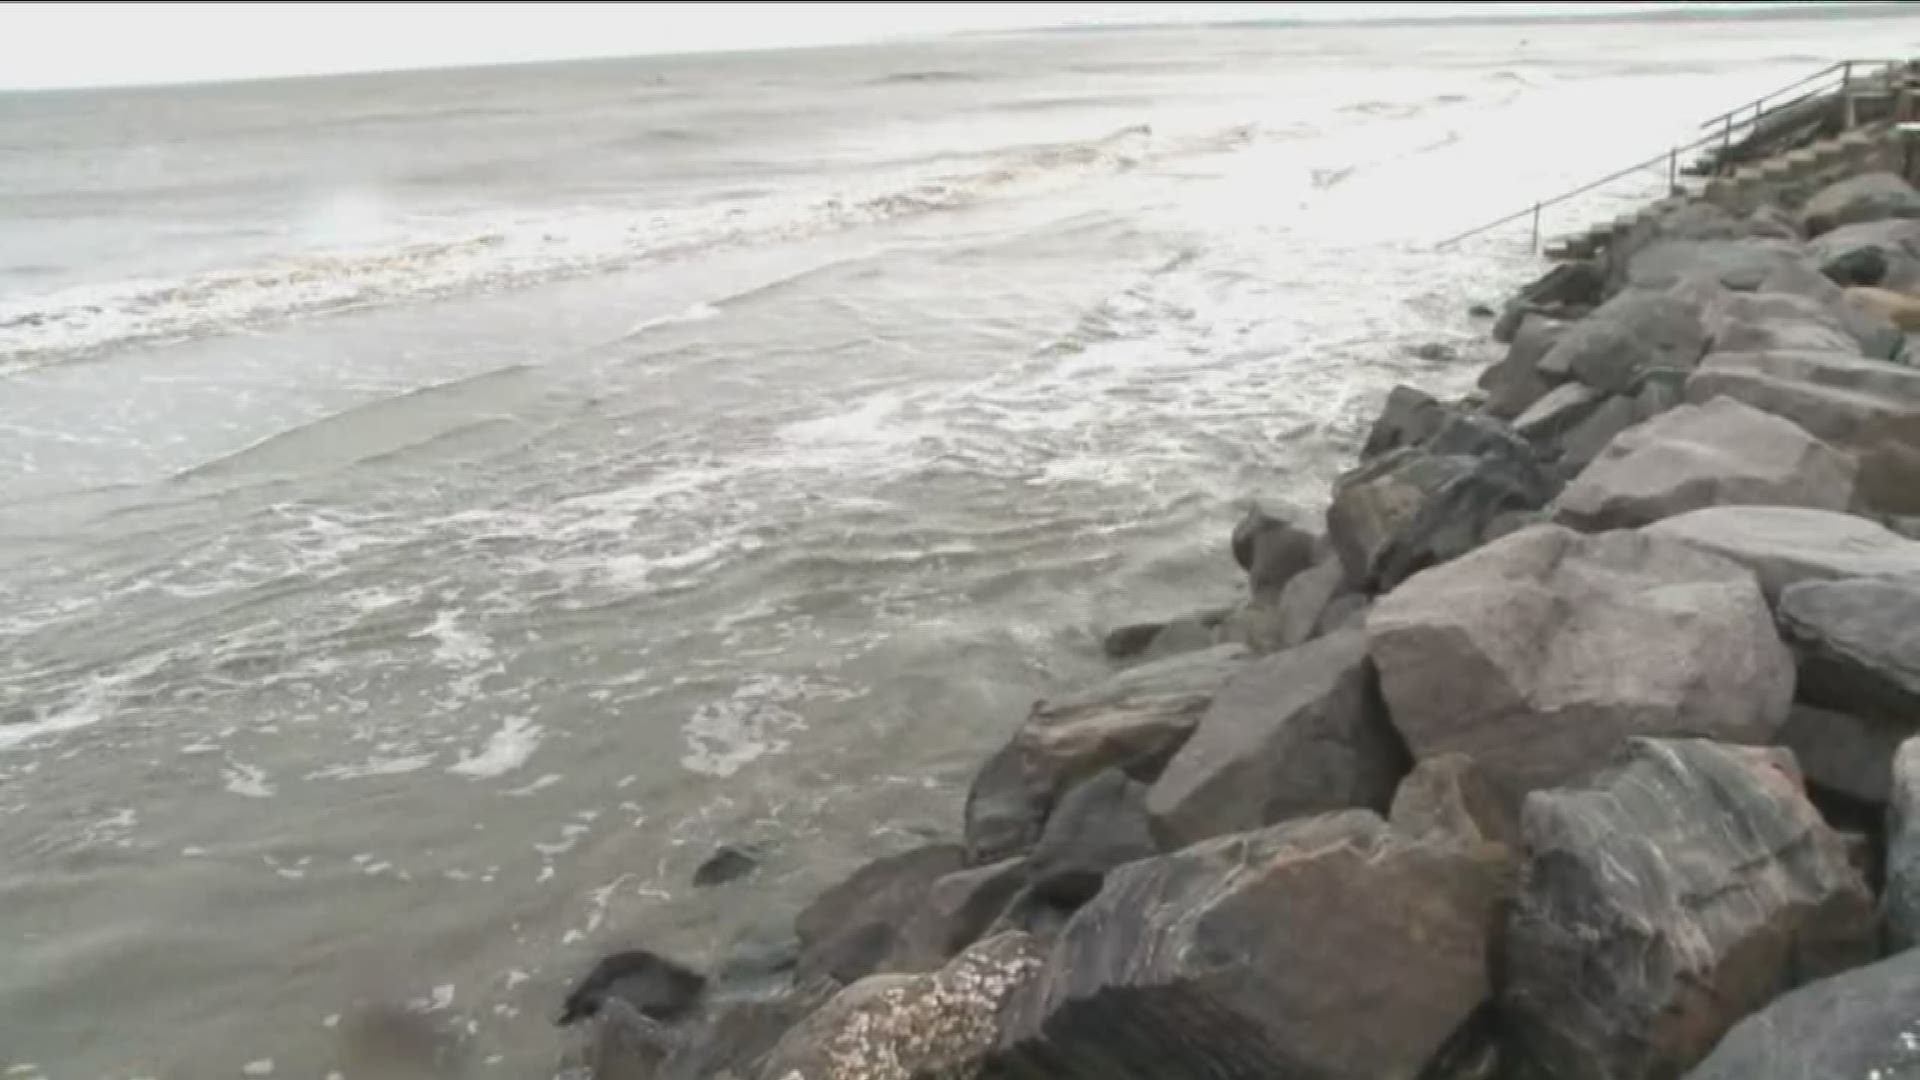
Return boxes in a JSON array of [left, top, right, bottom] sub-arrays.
[[870, 70, 984, 85], [0, 121, 1230, 369]]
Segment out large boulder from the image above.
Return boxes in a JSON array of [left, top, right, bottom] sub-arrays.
[[1514, 381, 1606, 446], [1623, 238, 1803, 292], [887, 858, 1030, 974], [1025, 769, 1156, 907], [1801, 171, 1920, 237], [1146, 629, 1405, 848], [759, 932, 1044, 1080], [1684, 950, 1920, 1080], [1367, 524, 1793, 808], [1388, 752, 1518, 850], [1780, 576, 1920, 721], [1553, 396, 1856, 530], [1230, 508, 1317, 597], [1270, 554, 1354, 651], [1553, 392, 1642, 476], [1506, 739, 1876, 1080], [1755, 260, 1905, 360], [963, 645, 1246, 864], [1809, 217, 1920, 291], [1646, 506, 1920, 603], [1707, 290, 1879, 358], [1361, 385, 1450, 459], [1778, 703, 1907, 809], [795, 844, 966, 985], [1480, 313, 1568, 419], [1327, 424, 1554, 594], [1536, 290, 1711, 393], [1887, 738, 1920, 949], [991, 810, 1509, 1080]]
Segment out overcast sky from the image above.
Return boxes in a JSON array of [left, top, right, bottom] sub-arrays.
[[0, 2, 1833, 90]]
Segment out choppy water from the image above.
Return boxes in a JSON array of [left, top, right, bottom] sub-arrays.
[[4, 14, 1917, 1079]]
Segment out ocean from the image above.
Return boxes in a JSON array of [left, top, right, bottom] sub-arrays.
[[3, 13, 1915, 1078]]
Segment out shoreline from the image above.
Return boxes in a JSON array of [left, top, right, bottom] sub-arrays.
[[563, 58, 1920, 1080]]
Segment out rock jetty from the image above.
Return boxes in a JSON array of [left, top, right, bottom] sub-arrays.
[[563, 169, 1920, 1080]]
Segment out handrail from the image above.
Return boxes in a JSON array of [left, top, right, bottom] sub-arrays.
[[1436, 58, 1905, 251]]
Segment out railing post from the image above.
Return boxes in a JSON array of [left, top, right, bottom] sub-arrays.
[[1669, 148, 1678, 193], [1843, 60, 1853, 92], [1531, 202, 1541, 253]]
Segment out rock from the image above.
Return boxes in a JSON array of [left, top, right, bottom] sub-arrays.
[[1802, 170, 1920, 237], [1367, 524, 1793, 808], [963, 645, 1246, 864], [1469, 302, 1496, 318], [1104, 610, 1232, 662], [795, 844, 966, 985], [1499, 262, 1607, 343], [1231, 508, 1317, 597], [1824, 244, 1891, 286], [760, 932, 1044, 1080], [1709, 290, 1875, 357], [1210, 596, 1286, 655], [558, 949, 708, 1027], [991, 810, 1509, 1080], [1809, 217, 1920, 291], [713, 926, 801, 999], [1536, 290, 1711, 393], [1624, 238, 1803, 292], [1272, 554, 1351, 650], [1506, 739, 1876, 1080], [1778, 703, 1906, 808], [1327, 430, 1554, 595], [1514, 381, 1605, 445], [1554, 392, 1641, 474], [1099, 622, 1164, 661], [693, 844, 763, 889], [1745, 203, 1802, 241], [1847, 283, 1920, 331], [1780, 576, 1920, 721], [1317, 593, 1370, 635], [1647, 506, 1920, 603], [888, 858, 1030, 974], [1683, 950, 1920, 1080], [1480, 313, 1566, 419], [1887, 738, 1920, 949], [1553, 396, 1856, 530], [648, 984, 836, 1080], [1753, 264, 1905, 360], [1629, 366, 1690, 423], [1146, 629, 1406, 848], [1026, 769, 1156, 906], [1362, 384, 1449, 459], [1388, 752, 1518, 849]]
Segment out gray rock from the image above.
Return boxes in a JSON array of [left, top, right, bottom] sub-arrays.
[[1554, 392, 1641, 474], [795, 844, 966, 985], [1624, 239, 1804, 292], [1026, 769, 1155, 907], [1514, 381, 1605, 445], [761, 932, 1045, 1080], [1708, 290, 1874, 357], [1808, 217, 1920, 292], [1683, 949, 1920, 1080], [1480, 314, 1567, 419], [1147, 629, 1406, 848], [1756, 261, 1905, 360], [693, 844, 764, 889], [1361, 384, 1449, 459], [886, 858, 1030, 974], [1232, 508, 1317, 597], [1802, 170, 1920, 237], [1273, 554, 1352, 650], [1646, 506, 1920, 603], [1099, 621, 1165, 661], [1553, 396, 1856, 530], [1368, 525, 1793, 809], [1629, 366, 1691, 423], [1327, 433, 1555, 595], [1778, 703, 1906, 808], [1211, 596, 1287, 655], [1781, 576, 1920, 721], [713, 926, 801, 1000], [1536, 290, 1711, 393], [1744, 203, 1802, 241], [963, 645, 1246, 864], [1388, 752, 1518, 849], [992, 811, 1509, 1080], [1887, 738, 1920, 949], [1507, 739, 1876, 1080]]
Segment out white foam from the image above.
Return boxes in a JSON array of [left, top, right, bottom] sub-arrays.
[[0, 688, 107, 752], [506, 773, 563, 797], [416, 608, 494, 668], [624, 301, 722, 336], [411, 984, 455, 1013], [308, 754, 434, 781], [242, 1061, 274, 1078], [223, 760, 276, 799], [680, 675, 817, 779], [448, 717, 541, 778]]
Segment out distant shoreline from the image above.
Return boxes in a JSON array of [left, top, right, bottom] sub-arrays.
[[994, 2, 1920, 36]]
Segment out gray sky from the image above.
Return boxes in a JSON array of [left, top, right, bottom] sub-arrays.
[[0, 2, 1820, 90]]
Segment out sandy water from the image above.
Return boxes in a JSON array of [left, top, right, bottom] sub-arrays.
[[4, 14, 1918, 1078]]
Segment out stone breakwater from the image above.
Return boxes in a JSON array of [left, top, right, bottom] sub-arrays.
[[563, 168, 1920, 1080]]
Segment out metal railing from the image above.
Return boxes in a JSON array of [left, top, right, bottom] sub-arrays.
[[1436, 58, 1906, 251]]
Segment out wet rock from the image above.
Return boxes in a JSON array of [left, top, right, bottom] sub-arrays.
[[1781, 576, 1920, 722], [1327, 425, 1554, 595], [1684, 949, 1920, 1080], [558, 949, 708, 1028], [1514, 381, 1605, 446], [1744, 203, 1802, 241], [1412, 341, 1459, 363], [1479, 312, 1567, 420], [1553, 392, 1640, 476], [1823, 243, 1891, 286], [991, 810, 1509, 1080], [1230, 507, 1317, 597], [1506, 739, 1875, 1080], [1469, 302, 1497, 318], [1147, 629, 1404, 848], [1272, 554, 1352, 650], [713, 926, 801, 1000], [1756, 260, 1905, 360], [1535, 290, 1711, 393], [1027, 768, 1156, 906], [1211, 596, 1287, 655], [1778, 703, 1906, 808], [693, 844, 764, 889], [888, 858, 1030, 973], [1368, 525, 1792, 809], [1887, 738, 1920, 949], [1362, 384, 1450, 459], [648, 984, 835, 1080], [760, 932, 1044, 1080], [1389, 752, 1518, 850], [1623, 238, 1803, 292], [794, 844, 965, 985], [1708, 290, 1878, 357], [1801, 170, 1920, 237], [1104, 610, 1231, 662], [1554, 396, 1856, 530], [1628, 365, 1690, 423], [1099, 622, 1164, 661], [1647, 505, 1920, 603], [963, 645, 1246, 864], [1809, 217, 1920, 291]]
